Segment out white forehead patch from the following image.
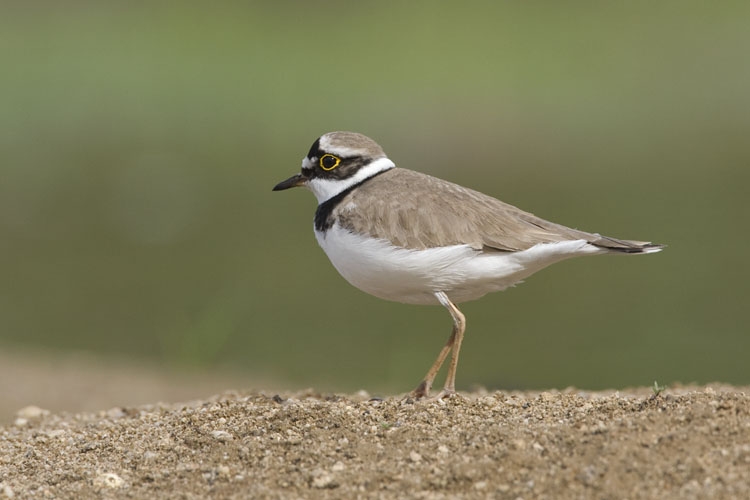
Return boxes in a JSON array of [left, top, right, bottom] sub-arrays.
[[301, 156, 314, 171], [306, 157, 396, 204]]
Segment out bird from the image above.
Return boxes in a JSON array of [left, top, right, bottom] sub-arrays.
[[273, 131, 664, 399]]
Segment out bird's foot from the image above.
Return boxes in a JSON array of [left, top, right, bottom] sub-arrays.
[[410, 380, 431, 399], [434, 388, 460, 400], [410, 382, 463, 401]]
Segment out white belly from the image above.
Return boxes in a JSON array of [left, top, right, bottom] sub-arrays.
[[315, 223, 603, 305]]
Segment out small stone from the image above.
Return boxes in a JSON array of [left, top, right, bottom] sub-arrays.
[[16, 406, 49, 419], [331, 461, 345, 472], [474, 481, 487, 490], [211, 430, 233, 442], [1, 483, 14, 498], [438, 445, 449, 454], [94, 473, 124, 489], [512, 439, 527, 450], [409, 451, 422, 463], [356, 389, 371, 399], [312, 472, 337, 489], [106, 407, 126, 419], [480, 396, 496, 406]]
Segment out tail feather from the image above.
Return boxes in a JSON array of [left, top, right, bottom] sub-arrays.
[[590, 234, 665, 254]]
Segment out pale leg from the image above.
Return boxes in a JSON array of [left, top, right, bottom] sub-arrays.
[[411, 291, 466, 399]]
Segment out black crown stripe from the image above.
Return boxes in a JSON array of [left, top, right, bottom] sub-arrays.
[[306, 138, 320, 159]]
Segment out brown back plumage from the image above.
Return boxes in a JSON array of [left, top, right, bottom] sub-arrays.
[[336, 168, 662, 253]]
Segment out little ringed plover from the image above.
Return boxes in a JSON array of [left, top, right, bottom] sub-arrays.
[[273, 131, 664, 398]]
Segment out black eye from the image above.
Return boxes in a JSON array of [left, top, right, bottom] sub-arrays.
[[319, 154, 341, 171]]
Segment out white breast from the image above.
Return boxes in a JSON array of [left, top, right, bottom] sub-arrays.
[[315, 223, 604, 305]]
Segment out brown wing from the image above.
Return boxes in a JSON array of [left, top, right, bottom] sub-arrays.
[[338, 168, 661, 253]]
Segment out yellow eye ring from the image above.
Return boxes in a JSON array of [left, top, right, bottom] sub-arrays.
[[319, 154, 341, 171]]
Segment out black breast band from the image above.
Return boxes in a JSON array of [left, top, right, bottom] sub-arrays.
[[314, 168, 391, 232]]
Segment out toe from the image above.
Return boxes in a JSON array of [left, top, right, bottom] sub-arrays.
[[435, 389, 458, 400], [411, 381, 431, 399]]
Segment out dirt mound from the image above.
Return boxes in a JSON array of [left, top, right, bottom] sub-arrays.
[[1, 386, 748, 499]]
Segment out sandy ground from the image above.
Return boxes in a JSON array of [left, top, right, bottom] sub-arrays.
[[1, 384, 749, 499], [0, 348, 265, 424]]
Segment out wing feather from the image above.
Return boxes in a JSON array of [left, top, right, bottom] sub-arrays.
[[337, 168, 661, 253]]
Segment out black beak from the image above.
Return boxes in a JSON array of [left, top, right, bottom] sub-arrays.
[[272, 173, 306, 191]]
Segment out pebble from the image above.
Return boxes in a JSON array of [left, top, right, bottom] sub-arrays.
[[94, 473, 124, 489], [355, 389, 371, 399], [105, 407, 126, 419], [16, 406, 49, 419], [211, 430, 233, 441], [311, 471, 337, 489], [0, 483, 14, 498], [540, 392, 555, 402]]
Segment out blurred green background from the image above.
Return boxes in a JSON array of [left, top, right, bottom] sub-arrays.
[[1, 1, 748, 396]]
